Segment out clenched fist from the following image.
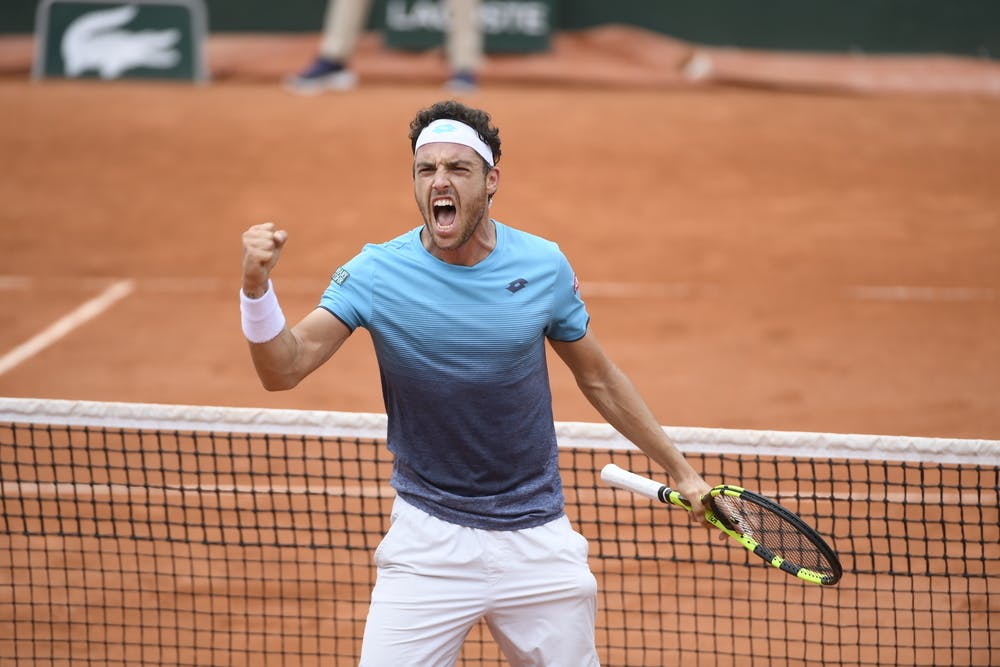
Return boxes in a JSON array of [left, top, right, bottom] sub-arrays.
[[242, 222, 288, 298]]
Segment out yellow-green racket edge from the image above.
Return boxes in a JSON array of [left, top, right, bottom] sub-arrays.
[[665, 484, 836, 586]]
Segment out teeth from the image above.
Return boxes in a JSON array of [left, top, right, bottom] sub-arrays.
[[434, 199, 454, 207]]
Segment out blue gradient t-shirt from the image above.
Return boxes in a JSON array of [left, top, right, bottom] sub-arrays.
[[319, 221, 589, 530]]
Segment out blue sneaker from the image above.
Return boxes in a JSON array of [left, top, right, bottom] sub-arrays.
[[445, 70, 478, 93], [285, 56, 358, 94]]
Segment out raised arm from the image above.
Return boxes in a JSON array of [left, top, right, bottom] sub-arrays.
[[241, 222, 351, 391], [549, 329, 712, 522]]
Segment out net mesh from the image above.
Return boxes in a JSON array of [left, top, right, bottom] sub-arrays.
[[1, 398, 997, 666]]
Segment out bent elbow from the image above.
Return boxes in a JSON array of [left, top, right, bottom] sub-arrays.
[[261, 381, 287, 392], [263, 379, 297, 392], [257, 370, 301, 392]]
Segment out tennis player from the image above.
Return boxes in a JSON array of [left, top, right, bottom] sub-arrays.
[[240, 100, 712, 665]]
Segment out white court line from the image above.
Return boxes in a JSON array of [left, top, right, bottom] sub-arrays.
[[5, 481, 991, 507], [847, 285, 997, 302], [1, 275, 996, 301], [0, 279, 135, 377], [583, 486, 994, 506], [3, 481, 394, 499], [581, 282, 706, 299], [0, 276, 32, 290]]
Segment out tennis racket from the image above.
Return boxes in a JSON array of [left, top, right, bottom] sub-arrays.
[[601, 463, 842, 586]]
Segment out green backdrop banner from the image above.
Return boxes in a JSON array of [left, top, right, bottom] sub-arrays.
[[383, 0, 553, 53], [3, 0, 997, 58], [33, 0, 207, 81]]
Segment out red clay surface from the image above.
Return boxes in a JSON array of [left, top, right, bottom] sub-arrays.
[[1, 28, 999, 666], [1, 28, 999, 440]]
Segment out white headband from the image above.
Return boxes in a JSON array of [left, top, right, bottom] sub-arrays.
[[414, 119, 495, 167]]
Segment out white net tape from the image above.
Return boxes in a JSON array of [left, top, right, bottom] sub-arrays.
[[2, 397, 996, 466]]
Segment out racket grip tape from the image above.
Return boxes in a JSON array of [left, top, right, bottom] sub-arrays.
[[601, 464, 686, 507]]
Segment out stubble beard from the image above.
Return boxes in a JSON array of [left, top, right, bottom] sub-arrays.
[[422, 191, 491, 253]]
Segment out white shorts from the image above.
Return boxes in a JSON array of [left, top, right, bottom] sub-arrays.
[[359, 496, 600, 666]]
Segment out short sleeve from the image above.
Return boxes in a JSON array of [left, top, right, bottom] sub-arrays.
[[546, 250, 589, 342], [318, 246, 376, 330]]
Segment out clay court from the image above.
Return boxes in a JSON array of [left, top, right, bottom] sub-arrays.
[[1, 26, 999, 666], [1, 28, 999, 437]]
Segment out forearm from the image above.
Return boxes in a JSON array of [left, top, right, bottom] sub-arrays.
[[578, 367, 701, 487], [240, 277, 348, 391], [240, 282, 298, 390], [247, 327, 306, 391], [239, 223, 350, 391]]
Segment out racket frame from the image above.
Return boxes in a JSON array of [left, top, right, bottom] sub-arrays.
[[601, 463, 842, 586]]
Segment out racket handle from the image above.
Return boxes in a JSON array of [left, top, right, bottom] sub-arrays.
[[601, 464, 670, 503]]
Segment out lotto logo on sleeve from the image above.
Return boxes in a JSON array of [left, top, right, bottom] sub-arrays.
[[573, 274, 580, 294]]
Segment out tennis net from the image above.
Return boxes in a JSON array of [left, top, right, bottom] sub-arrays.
[[1, 397, 997, 666]]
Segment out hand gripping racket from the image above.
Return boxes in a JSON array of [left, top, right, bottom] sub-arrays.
[[601, 463, 842, 586]]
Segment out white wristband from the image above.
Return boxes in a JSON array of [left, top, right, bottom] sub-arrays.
[[240, 280, 286, 343]]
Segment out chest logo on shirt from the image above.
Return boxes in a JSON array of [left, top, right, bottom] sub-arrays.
[[505, 278, 528, 294], [332, 267, 350, 286]]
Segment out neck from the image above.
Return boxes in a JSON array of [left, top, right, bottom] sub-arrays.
[[423, 216, 496, 266]]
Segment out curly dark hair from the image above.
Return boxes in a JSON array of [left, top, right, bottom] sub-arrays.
[[408, 100, 501, 168]]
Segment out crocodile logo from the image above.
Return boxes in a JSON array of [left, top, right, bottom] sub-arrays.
[[62, 5, 181, 79]]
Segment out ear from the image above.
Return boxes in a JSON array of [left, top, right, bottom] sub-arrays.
[[486, 167, 500, 197]]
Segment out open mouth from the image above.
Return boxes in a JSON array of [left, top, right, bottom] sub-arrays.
[[433, 198, 457, 230]]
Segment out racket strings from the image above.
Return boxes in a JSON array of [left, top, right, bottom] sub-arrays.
[[711, 495, 836, 575]]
